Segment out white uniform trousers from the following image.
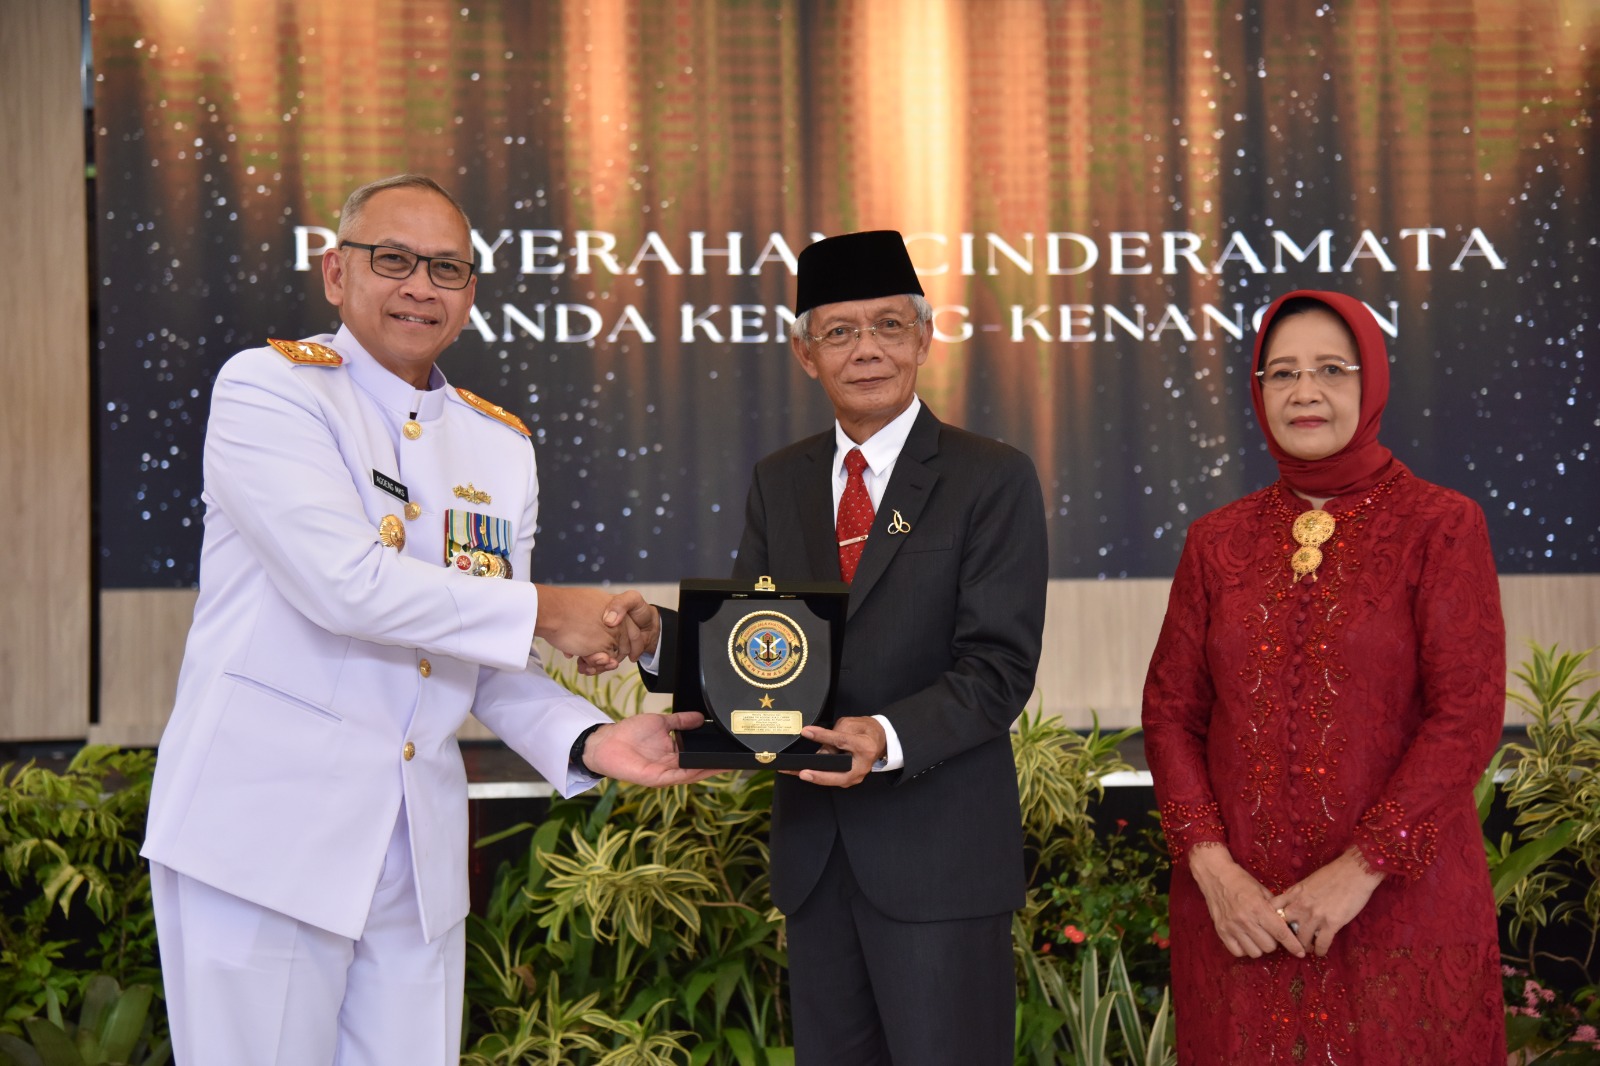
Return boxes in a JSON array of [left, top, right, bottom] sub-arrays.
[[151, 805, 465, 1066]]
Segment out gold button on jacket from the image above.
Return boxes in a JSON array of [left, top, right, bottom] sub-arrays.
[[402, 741, 416, 761], [418, 659, 432, 677]]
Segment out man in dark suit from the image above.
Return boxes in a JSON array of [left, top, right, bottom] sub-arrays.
[[612, 230, 1047, 1064]]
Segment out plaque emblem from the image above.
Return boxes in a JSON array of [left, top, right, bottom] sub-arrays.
[[729, 611, 807, 689], [690, 587, 845, 768]]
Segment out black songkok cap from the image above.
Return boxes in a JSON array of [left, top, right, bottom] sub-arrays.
[[794, 230, 924, 316]]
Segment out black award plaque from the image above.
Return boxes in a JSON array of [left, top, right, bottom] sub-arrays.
[[674, 577, 851, 772]]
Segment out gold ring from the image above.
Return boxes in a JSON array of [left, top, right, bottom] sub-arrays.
[[1276, 908, 1287, 920]]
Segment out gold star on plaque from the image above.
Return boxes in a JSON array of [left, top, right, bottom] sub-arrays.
[[759, 695, 775, 708]]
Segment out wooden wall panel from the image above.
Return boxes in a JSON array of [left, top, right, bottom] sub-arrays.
[[95, 576, 1600, 747], [1, 2, 90, 741], [93, 589, 197, 747]]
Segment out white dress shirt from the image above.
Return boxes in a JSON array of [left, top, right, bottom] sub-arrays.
[[832, 397, 923, 772]]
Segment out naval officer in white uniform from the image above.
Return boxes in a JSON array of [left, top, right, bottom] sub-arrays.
[[141, 174, 706, 1065]]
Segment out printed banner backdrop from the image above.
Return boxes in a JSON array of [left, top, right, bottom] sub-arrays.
[[91, 0, 1597, 587]]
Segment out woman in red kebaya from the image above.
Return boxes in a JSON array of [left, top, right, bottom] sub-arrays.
[[1142, 290, 1506, 1064]]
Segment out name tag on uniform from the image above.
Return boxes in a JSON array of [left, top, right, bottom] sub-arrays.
[[445, 509, 513, 579], [372, 470, 410, 503]]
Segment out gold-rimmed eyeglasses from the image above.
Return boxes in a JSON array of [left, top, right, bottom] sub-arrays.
[[340, 241, 476, 290], [807, 317, 921, 352], [1255, 363, 1361, 391]]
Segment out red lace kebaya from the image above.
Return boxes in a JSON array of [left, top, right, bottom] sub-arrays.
[[1143, 291, 1507, 1064]]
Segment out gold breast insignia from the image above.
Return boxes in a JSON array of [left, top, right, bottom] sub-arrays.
[[453, 483, 492, 505], [268, 338, 343, 366], [456, 388, 530, 436], [378, 514, 406, 551]]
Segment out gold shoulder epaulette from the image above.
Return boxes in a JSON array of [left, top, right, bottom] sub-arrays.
[[268, 338, 343, 366], [456, 388, 530, 436]]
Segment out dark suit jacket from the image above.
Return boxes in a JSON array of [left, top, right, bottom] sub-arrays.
[[653, 405, 1048, 922]]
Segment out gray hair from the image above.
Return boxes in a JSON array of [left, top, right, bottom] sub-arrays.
[[335, 174, 473, 243], [789, 293, 933, 343]]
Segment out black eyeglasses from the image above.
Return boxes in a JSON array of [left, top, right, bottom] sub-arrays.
[[340, 241, 476, 290]]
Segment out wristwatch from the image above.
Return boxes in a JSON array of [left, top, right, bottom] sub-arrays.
[[570, 722, 605, 776]]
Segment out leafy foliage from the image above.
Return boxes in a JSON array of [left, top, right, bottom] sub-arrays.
[[1494, 644, 1600, 1061], [1501, 644, 1600, 946], [463, 671, 790, 1065], [18, 646, 1593, 1062], [462, 675, 1177, 1064], [0, 974, 170, 1066], [1012, 709, 1134, 879], [0, 748, 160, 1038], [1015, 941, 1175, 1066], [1010, 711, 1174, 1061]]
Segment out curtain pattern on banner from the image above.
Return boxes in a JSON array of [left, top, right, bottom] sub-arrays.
[[90, 0, 1597, 585]]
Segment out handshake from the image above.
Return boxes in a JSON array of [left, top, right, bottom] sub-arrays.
[[535, 582, 884, 790], [534, 585, 663, 676]]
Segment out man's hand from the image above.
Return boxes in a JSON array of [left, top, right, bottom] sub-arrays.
[[603, 589, 661, 658], [535, 585, 624, 667], [1188, 844, 1305, 959], [576, 589, 663, 676], [581, 711, 721, 786], [1269, 847, 1384, 957], [792, 716, 887, 788]]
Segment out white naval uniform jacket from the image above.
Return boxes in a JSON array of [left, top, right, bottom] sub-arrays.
[[142, 326, 607, 942]]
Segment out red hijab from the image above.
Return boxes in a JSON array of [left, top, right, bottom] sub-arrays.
[[1251, 289, 1400, 499]]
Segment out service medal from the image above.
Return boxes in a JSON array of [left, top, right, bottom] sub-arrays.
[[444, 508, 513, 578]]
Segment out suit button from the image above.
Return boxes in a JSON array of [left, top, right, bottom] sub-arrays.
[[419, 659, 432, 678], [403, 741, 416, 761], [405, 502, 422, 521]]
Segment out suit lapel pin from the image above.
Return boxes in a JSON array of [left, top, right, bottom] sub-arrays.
[[887, 510, 911, 535]]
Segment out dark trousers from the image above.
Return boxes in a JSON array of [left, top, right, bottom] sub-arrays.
[[785, 839, 1015, 1066]]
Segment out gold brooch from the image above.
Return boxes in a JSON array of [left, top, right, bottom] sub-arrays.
[[1290, 509, 1335, 582], [453, 483, 492, 505]]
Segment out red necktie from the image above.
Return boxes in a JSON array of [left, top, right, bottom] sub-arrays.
[[836, 447, 874, 584]]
